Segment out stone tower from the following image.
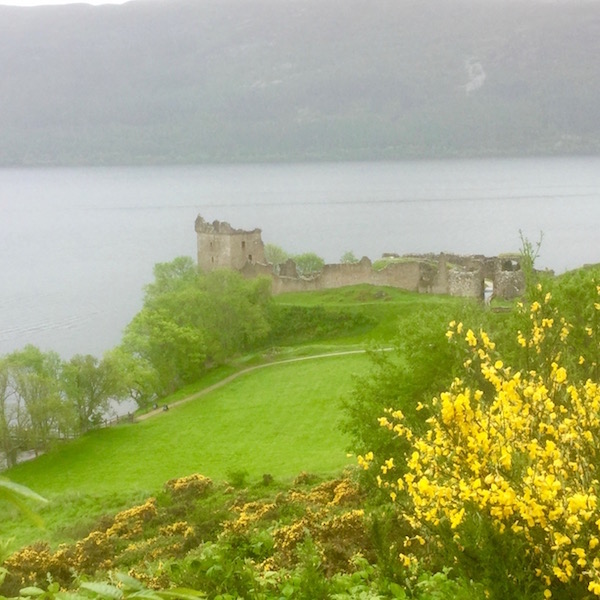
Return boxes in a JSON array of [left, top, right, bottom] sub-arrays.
[[195, 215, 266, 271]]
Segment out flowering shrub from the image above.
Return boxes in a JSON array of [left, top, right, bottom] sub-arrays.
[[164, 474, 213, 499], [106, 498, 158, 539], [2, 498, 160, 591], [2, 543, 56, 593], [269, 478, 368, 574], [222, 501, 276, 534], [288, 477, 362, 507], [370, 286, 600, 598]]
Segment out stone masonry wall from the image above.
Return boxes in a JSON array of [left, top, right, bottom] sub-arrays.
[[197, 215, 526, 300], [196, 216, 265, 271]]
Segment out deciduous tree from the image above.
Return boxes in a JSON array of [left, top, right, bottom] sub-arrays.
[[293, 252, 325, 276], [264, 243, 289, 267], [7, 346, 70, 454], [122, 257, 272, 397], [61, 354, 125, 433], [340, 250, 359, 264]]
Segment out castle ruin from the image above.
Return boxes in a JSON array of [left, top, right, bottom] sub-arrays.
[[195, 215, 265, 271], [195, 215, 526, 301]]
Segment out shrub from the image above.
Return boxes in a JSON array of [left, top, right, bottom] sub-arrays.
[[293, 252, 325, 276], [165, 474, 213, 500], [267, 304, 375, 345], [370, 283, 600, 598]]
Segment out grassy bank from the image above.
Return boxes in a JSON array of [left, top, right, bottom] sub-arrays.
[[2, 354, 370, 550], [1, 285, 468, 552]]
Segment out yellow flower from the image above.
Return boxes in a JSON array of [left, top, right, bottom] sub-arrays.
[[555, 367, 567, 384], [450, 507, 465, 529], [399, 553, 414, 568], [589, 581, 600, 596], [465, 329, 477, 347]]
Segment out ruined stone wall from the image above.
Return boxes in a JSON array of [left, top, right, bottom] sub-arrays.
[[494, 269, 525, 300], [448, 267, 484, 298], [243, 258, 444, 296], [493, 254, 526, 300], [194, 214, 527, 301], [196, 216, 265, 271]]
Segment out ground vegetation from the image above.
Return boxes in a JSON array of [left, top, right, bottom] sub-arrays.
[[6, 260, 600, 597]]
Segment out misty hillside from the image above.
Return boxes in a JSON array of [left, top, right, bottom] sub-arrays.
[[1, 0, 600, 165]]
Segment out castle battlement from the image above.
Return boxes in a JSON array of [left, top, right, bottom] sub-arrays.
[[195, 215, 525, 301], [195, 215, 266, 271]]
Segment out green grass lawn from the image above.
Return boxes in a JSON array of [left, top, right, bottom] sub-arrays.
[[1, 285, 470, 550], [2, 353, 370, 549], [271, 284, 469, 343]]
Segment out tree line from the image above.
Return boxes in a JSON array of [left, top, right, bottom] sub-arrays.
[[0, 348, 126, 468], [0, 248, 366, 469], [1, 257, 273, 468]]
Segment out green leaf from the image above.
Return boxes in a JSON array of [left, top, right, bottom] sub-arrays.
[[0, 480, 48, 504], [157, 590, 206, 600], [79, 583, 123, 600], [19, 587, 46, 597], [53, 593, 88, 600], [124, 593, 161, 600], [112, 574, 144, 592], [0, 479, 48, 527], [388, 582, 407, 599]]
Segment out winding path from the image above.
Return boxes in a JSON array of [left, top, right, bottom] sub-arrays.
[[136, 348, 390, 421]]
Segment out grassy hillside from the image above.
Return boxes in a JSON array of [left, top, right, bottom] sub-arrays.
[[1, 0, 599, 165], [9, 275, 600, 598], [9, 356, 367, 496], [0, 286, 469, 551], [1, 354, 368, 550]]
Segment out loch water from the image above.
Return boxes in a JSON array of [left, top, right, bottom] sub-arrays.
[[1, 156, 599, 359]]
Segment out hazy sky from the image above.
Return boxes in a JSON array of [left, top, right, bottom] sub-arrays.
[[1, 0, 130, 5]]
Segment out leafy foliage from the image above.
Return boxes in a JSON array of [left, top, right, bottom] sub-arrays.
[[343, 303, 475, 483], [122, 257, 272, 396], [340, 251, 360, 264], [292, 253, 325, 277], [263, 244, 289, 267], [61, 354, 126, 433], [368, 280, 600, 598]]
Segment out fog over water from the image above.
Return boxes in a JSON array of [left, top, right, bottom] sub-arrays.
[[1, 157, 599, 359]]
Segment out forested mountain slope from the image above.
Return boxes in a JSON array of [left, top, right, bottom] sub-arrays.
[[1, 0, 599, 165]]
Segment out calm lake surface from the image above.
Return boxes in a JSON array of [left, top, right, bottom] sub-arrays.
[[1, 156, 599, 359]]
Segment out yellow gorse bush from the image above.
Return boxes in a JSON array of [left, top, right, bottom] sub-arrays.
[[223, 501, 277, 534], [164, 473, 213, 498], [372, 287, 600, 596], [267, 476, 367, 573]]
